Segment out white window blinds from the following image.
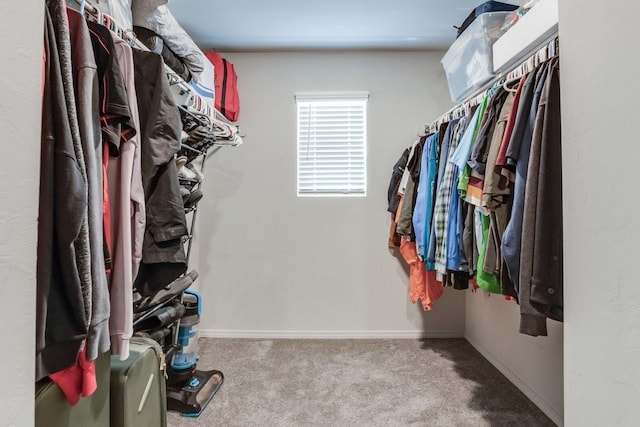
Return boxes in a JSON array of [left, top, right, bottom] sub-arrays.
[[296, 93, 368, 196]]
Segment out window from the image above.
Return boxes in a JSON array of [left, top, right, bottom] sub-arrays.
[[296, 92, 368, 196]]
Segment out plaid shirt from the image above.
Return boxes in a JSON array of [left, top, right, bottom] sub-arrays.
[[434, 117, 467, 275]]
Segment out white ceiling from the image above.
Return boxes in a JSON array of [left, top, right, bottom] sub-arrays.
[[168, 0, 522, 51]]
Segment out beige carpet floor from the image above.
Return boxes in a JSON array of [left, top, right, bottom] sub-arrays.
[[167, 338, 555, 427]]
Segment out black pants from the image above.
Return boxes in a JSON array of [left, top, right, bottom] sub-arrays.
[[132, 49, 188, 296]]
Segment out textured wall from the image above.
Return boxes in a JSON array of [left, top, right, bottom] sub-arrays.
[[0, 1, 45, 425], [559, 0, 640, 425], [194, 51, 467, 337]]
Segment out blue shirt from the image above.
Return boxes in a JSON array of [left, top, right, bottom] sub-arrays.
[[427, 119, 459, 266], [412, 133, 439, 269], [448, 101, 484, 172], [446, 161, 462, 271]]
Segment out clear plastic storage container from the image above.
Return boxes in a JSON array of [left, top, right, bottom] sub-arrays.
[[441, 12, 512, 103]]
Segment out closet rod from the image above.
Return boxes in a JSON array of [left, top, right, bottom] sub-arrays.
[[427, 35, 559, 133]]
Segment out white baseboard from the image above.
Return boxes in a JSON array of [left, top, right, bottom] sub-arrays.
[[465, 334, 563, 427], [199, 329, 465, 339]]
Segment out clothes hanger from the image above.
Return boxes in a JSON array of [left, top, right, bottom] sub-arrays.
[[78, 0, 100, 23], [122, 29, 133, 42], [102, 13, 112, 30], [537, 46, 548, 65], [460, 104, 469, 120], [524, 55, 535, 74], [548, 38, 557, 57], [213, 120, 233, 139], [116, 25, 125, 39], [507, 64, 521, 81], [503, 76, 520, 93], [167, 72, 181, 86], [91, 7, 101, 24], [102, 14, 123, 39]]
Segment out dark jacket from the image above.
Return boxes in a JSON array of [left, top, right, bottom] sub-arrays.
[[49, 0, 93, 327], [501, 63, 548, 295], [387, 148, 410, 215], [469, 88, 509, 177], [132, 50, 188, 297], [134, 26, 193, 82], [505, 68, 539, 171], [86, 21, 136, 155], [501, 62, 551, 337], [520, 57, 563, 331], [36, 7, 89, 380], [397, 138, 425, 238], [67, 7, 111, 362]]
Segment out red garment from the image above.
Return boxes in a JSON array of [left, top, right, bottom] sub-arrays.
[[423, 270, 444, 311], [42, 46, 46, 99], [103, 142, 112, 274], [205, 51, 240, 121], [496, 74, 528, 167], [81, 351, 97, 397], [49, 347, 98, 405], [400, 239, 443, 311], [388, 214, 401, 248], [470, 277, 480, 293]]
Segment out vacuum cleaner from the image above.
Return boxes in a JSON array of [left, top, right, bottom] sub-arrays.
[[166, 290, 224, 417]]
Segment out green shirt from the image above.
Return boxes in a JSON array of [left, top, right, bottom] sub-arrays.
[[476, 212, 501, 294], [458, 96, 490, 199]]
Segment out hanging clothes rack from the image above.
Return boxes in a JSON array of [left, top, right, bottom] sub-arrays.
[[70, 0, 227, 413], [74, 0, 243, 144], [427, 37, 559, 134]]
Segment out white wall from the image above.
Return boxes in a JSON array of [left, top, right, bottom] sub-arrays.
[[559, 1, 640, 425], [7, 2, 638, 424], [0, 1, 44, 426], [196, 51, 466, 337], [465, 293, 564, 425]]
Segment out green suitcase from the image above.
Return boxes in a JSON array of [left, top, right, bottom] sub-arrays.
[[110, 337, 167, 427], [35, 352, 110, 427]]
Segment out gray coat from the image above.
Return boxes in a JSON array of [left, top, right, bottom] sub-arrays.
[[519, 57, 563, 329], [67, 8, 111, 361], [37, 5, 89, 380]]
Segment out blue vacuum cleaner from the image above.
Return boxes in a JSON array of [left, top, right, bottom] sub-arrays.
[[166, 290, 224, 417]]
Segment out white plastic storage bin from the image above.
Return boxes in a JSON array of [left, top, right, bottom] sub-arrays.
[[441, 11, 512, 103]]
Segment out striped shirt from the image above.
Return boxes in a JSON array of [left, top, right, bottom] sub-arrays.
[[434, 117, 467, 275]]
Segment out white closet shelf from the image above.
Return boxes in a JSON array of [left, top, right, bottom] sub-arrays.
[[493, 0, 559, 73]]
